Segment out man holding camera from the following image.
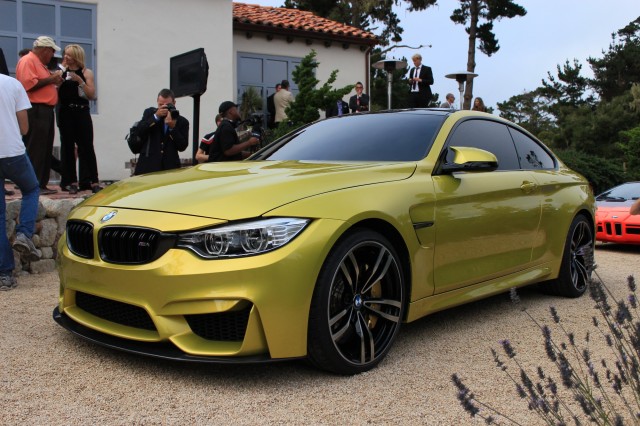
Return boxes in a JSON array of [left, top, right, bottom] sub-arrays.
[[207, 101, 260, 162], [133, 88, 189, 175]]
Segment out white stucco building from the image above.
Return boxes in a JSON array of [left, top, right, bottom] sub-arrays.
[[0, 0, 377, 181]]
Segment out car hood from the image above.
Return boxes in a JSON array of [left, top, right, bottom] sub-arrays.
[[83, 160, 417, 219], [596, 200, 635, 211]]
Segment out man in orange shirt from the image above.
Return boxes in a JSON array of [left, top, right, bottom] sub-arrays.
[[16, 36, 63, 194]]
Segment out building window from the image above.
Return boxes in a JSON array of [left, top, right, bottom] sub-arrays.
[[237, 52, 301, 116], [0, 0, 97, 109]]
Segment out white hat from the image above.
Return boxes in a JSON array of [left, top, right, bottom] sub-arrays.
[[33, 36, 61, 52]]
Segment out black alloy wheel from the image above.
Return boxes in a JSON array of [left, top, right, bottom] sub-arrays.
[[308, 229, 405, 375], [542, 214, 594, 298]]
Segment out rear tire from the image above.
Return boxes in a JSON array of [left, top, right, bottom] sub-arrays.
[[540, 214, 593, 298], [307, 229, 405, 375]]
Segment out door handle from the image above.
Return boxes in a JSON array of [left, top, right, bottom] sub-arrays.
[[520, 181, 538, 193]]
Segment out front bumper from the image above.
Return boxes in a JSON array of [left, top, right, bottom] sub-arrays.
[[55, 206, 346, 361], [596, 219, 640, 244], [52, 307, 297, 363]]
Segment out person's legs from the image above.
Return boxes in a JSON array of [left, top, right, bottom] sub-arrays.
[[0, 165, 15, 278], [58, 107, 78, 191], [23, 104, 56, 191], [5, 154, 41, 261], [0, 154, 40, 283], [76, 111, 99, 188], [10, 154, 40, 238]]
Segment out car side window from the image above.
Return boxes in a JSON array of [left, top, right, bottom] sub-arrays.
[[507, 127, 556, 170], [445, 119, 520, 170]]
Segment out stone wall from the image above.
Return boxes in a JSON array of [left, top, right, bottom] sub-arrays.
[[5, 197, 84, 275]]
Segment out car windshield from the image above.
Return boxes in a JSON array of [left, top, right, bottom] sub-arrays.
[[596, 183, 640, 201], [252, 111, 446, 162]]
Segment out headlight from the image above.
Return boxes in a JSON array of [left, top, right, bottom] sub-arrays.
[[176, 218, 310, 259]]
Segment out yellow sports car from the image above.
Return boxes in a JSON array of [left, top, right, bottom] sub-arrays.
[[54, 109, 595, 374]]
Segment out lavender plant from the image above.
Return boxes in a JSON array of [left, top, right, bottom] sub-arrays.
[[452, 263, 639, 425]]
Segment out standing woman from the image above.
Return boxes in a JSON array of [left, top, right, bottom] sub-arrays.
[[472, 97, 487, 112], [58, 44, 100, 193]]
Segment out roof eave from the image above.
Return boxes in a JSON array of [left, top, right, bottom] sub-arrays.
[[233, 21, 379, 47]]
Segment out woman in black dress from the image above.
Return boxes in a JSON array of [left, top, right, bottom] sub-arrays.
[[58, 44, 100, 193]]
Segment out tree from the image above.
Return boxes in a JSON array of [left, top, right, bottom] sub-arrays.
[[588, 17, 640, 102], [283, 0, 437, 46], [271, 50, 354, 139], [497, 89, 555, 140], [445, 0, 526, 109]]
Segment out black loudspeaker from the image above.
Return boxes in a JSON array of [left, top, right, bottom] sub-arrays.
[[170, 48, 209, 98]]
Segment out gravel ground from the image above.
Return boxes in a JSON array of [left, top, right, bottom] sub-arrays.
[[1, 243, 639, 425]]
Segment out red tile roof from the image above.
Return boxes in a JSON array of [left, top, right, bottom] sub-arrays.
[[233, 3, 377, 44]]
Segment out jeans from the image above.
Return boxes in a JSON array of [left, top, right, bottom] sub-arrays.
[[0, 153, 40, 275]]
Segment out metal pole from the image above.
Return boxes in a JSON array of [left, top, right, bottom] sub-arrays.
[[191, 94, 201, 165], [387, 72, 393, 110]]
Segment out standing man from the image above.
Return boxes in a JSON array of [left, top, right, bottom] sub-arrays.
[[274, 79, 294, 125], [266, 83, 281, 129], [349, 82, 369, 113], [439, 93, 456, 109], [133, 88, 189, 175], [407, 53, 434, 108], [0, 74, 42, 290], [208, 101, 260, 162], [16, 36, 64, 194]]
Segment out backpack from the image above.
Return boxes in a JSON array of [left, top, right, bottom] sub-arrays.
[[126, 121, 145, 154]]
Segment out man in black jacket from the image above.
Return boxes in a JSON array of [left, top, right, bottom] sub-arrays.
[[134, 88, 189, 175], [407, 53, 434, 108], [348, 81, 369, 113]]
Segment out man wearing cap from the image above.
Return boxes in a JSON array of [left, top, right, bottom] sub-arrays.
[[133, 88, 189, 175], [15, 36, 64, 194], [207, 101, 259, 162]]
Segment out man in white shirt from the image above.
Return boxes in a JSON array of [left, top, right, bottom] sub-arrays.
[[439, 93, 456, 109], [0, 74, 42, 290], [274, 79, 294, 124]]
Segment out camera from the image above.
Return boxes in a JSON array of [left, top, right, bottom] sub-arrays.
[[165, 103, 180, 120], [243, 114, 264, 140]]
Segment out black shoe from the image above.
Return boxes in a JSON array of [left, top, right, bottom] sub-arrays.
[[91, 184, 103, 193], [65, 184, 78, 194]]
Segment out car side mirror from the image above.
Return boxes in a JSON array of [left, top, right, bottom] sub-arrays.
[[439, 146, 498, 174]]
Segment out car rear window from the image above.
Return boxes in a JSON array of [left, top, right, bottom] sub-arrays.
[[255, 112, 445, 162]]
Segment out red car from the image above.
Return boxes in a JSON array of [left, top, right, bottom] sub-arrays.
[[595, 182, 640, 244]]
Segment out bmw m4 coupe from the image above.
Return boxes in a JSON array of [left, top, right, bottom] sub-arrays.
[[54, 109, 595, 374]]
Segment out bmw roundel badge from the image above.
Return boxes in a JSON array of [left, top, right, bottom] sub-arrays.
[[101, 210, 118, 223]]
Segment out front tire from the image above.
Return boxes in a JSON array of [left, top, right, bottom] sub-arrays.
[[542, 214, 594, 298], [307, 229, 405, 375]]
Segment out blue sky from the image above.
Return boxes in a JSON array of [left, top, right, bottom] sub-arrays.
[[245, 0, 640, 111]]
